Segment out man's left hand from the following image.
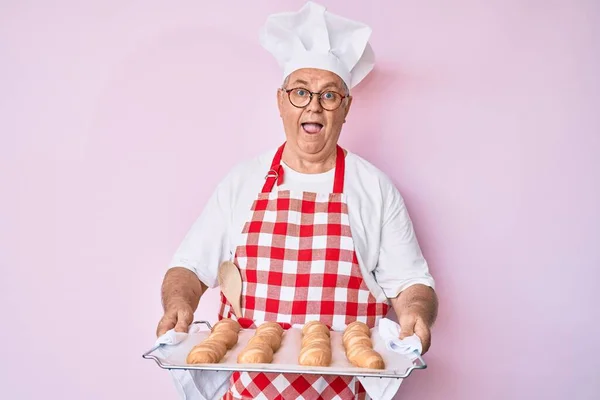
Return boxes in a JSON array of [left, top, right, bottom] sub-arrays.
[[398, 310, 432, 354], [390, 284, 438, 355]]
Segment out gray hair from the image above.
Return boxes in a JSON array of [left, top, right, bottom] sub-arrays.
[[282, 74, 350, 96]]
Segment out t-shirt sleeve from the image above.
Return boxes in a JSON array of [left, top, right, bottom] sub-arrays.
[[167, 180, 232, 288], [374, 180, 435, 298]]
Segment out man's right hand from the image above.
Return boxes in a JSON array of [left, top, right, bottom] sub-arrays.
[[156, 302, 195, 338]]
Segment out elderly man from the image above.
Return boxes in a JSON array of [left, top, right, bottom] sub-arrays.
[[156, 2, 437, 399]]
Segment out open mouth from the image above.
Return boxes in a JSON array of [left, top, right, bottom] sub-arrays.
[[301, 122, 324, 134]]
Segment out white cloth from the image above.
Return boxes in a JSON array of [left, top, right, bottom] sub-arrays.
[[358, 318, 424, 400], [378, 318, 423, 356], [156, 328, 231, 400], [168, 147, 435, 302], [259, 1, 375, 89], [155, 326, 200, 346]]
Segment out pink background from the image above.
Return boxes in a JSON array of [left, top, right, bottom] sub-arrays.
[[1, 0, 599, 399]]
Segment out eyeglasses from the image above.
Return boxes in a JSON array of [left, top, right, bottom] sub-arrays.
[[283, 87, 348, 111]]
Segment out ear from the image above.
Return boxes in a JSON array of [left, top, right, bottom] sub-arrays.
[[277, 88, 284, 118], [342, 95, 353, 121]]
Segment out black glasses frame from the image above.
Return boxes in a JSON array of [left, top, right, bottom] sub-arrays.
[[283, 87, 348, 111]]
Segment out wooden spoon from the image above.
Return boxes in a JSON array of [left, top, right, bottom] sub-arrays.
[[217, 260, 243, 318]]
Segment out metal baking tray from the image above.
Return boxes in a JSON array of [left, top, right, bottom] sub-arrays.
[[142, 320, 426, 379]]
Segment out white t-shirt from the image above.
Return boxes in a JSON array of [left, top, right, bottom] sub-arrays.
[[169, 147, 435, 302]]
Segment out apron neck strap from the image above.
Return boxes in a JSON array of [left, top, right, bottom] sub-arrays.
[[261, 142, 345, 194]]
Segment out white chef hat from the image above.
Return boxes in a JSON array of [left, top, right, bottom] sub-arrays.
[[259, 1, 375, 90]]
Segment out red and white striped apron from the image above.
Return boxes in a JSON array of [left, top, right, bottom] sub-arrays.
[[219, 143, 389, 400]]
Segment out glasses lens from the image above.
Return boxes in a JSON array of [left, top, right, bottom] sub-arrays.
[[319, 91, 342, 110], [289, 88, 311, 107]]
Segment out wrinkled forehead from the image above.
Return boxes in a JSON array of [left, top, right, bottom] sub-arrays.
[[286, 68, 346, 91]]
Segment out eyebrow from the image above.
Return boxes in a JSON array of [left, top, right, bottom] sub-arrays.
[[289, 79, 342, 92]]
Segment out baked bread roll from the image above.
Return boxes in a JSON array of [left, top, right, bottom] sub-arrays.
[[343, 321, 370, 340], [208, 328, 239, 349], [186, 319, 241, 364], [342, 321, 385, 369], [298, 321, 331, 367], [248, 331, 282, 351], [257, 321, 284, 335], [342, 330, 372, 350], [301, 332, 330, 348], [237, 321, 284, 364], [237, 341, 274, 364], [298, 342, 331, 366], [186, 339, 228, 364], [213, 318, 241, 333], [346, 346, 385, 369], [302, 320, 331, 337]]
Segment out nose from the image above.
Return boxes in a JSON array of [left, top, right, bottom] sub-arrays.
[[305, 93, 323, 112]]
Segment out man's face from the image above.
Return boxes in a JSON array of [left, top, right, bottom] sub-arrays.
[[277, 68, 352, 158]]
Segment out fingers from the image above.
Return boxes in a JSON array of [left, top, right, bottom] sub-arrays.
[[399, 313, 432, 354], [156, 304, 194, 338], [174, 308, 193, 333], [156, 313, 177, 338], [399, 312, 417, 339], [414, 318, 432, 354]]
